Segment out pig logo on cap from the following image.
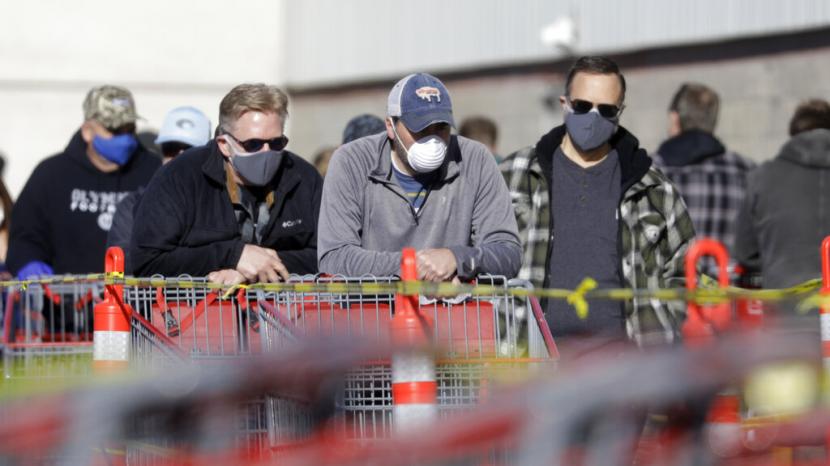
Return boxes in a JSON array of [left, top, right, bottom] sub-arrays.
[[415, 86, 441, 103]]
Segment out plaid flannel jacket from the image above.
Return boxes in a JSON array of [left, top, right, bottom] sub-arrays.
[[652, 132, 755, 256], [500, 126, 696, 346]]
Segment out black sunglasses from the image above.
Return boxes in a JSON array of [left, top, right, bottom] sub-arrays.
[[106, 123, 137, 135], [568, 98, 623, 119], [161, 142, 192, 158], [225, 133, 289, 153]]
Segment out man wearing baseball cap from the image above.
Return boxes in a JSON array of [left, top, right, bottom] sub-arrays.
[[318, 73, 521, 281], [106, 106, 212, 273], [7, 85, 160, 278]]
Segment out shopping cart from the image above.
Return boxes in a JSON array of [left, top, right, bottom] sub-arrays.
[[249, 271, 557, 442], [126, 278, 262, 361], [9, 237, 830, 465], [1, 281, 100, 382], [123, 277, 315, 460], [118, 266, 557, 456]]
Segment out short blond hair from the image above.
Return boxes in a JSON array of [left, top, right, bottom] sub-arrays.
[[219, 83, 289, 132]]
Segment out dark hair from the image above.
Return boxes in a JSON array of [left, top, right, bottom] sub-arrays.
[[459, 116, 498, 147], [342, 114, 386, 144], [669, 83, 720, 133], [565, 56, 626, 103], [789, 99, 830, 136]]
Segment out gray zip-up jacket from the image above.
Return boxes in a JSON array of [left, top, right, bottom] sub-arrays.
[[735, 128, 830, 288], [318, 133, 522, 278]]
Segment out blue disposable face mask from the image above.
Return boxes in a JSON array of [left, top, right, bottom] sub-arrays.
[[563, 105, 618, 152], [92, 133, 138, 166]]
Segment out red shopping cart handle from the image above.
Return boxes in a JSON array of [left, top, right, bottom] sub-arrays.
[[155, 288, 180, 336], [2, 290, 16, 344], [73, 289, 96, 312], [528, 295, 559, 360], [41, 285, 61, 306], [156, 291, 220, 336]]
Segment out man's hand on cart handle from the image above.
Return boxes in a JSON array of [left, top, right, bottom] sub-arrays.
[[236, 244, 290, 283], [417, 248, 457, 282], [208, 269, 246, 286]]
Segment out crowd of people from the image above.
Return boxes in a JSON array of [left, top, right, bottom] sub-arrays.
[[2, 55, 830, 349]]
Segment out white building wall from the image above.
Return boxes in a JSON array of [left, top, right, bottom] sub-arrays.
[[282, 0, 830, 87], [2, 0, 830, 196], [574, 0, 830, 53], [286, 38, 830, 165], [0, 0, 286, 196]]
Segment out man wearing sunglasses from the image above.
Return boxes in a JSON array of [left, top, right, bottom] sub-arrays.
[[7, 85, 161, 279], [131, 84, 322, 284], [106, 106, 212, 273], [501, 56, 695, 349], [318, 73, 521, 281]]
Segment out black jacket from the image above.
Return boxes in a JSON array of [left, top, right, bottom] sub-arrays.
[[105, 188, 144, 274], [131, 141, 322, 277], [654, 129, 726, 166], [735, 128, 830, 288], [7, 130, 160, 274]]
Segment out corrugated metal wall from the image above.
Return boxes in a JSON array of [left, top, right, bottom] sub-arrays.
[[575, 0, 830, 52], [282, 0, 830, 87]]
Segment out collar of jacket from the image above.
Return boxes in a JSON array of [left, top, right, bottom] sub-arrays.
[[369, 135, 462, 184], [201, 140, 301, 203], [777, 128, 830, 168], [534, 124, 652, 194], [655, 129, 726, 167]]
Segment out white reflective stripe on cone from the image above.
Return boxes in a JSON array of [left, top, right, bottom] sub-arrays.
[[705, 422, 743, 458], [394, 404, 438, 433], [93, 330, 130, 361], [391, 353, 436, 383], [821, 313, 830, 371], [821, 313, 830, 342]]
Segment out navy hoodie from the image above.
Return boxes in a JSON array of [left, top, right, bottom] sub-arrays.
[[7, 130, 161, 274]]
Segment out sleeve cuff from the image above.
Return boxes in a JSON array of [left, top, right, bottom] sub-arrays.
[[448, 245, 477, 279], [226, 240, 246, 270]]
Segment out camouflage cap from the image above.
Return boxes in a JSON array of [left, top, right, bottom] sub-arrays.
[[82, 85, 138, 129]]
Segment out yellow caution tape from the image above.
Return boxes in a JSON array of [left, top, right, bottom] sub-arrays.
[[795, 292, 830, 314], [221, 283, 248, 300], [0, 274, 823, 310], [567, 278, 597, 320]]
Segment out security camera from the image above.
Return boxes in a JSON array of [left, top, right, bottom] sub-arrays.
[[540, 16, 577, 53]]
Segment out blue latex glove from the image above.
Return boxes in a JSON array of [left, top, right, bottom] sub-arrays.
[[17, 261, 54, 280]]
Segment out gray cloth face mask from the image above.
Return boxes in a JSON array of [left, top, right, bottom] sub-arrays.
[[228, 146, 283, 187], [564, 109, 618, 152]]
